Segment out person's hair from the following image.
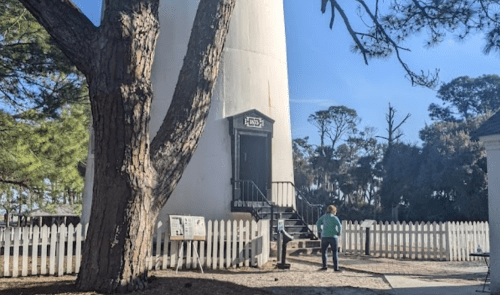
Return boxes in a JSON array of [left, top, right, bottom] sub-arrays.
[[326, 205, 337, 215]]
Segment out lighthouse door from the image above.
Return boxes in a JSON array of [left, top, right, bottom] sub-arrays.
[[228, 109, 274, 209], [239, 134, 270, 198]]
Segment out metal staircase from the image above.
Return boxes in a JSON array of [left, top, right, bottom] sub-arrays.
[[231, 180, 323, 240]]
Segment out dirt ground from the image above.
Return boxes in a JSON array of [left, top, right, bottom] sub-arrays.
[[0, 259, 392, 295]]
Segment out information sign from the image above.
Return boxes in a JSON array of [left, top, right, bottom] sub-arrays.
[[360, 219, 376, 228], [277, 219, 285, 232], [169, 215, 206, 241]]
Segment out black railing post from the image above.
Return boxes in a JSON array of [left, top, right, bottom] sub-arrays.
[[270, 204, 274, 241], [365, 227, 371, 255]]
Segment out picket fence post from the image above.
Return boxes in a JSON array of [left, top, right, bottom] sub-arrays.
[[341, 220, 346, 253], [3, 227, 11, 277], [238, 219, 244, 267], [226, 220, 232, 268], [32, 226, 39, 275], [231, 220, 237, 267]]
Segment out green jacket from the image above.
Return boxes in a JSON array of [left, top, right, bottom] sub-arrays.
[[317, 213, 342, 237]]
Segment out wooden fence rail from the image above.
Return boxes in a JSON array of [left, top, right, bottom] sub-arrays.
[[0, 219, 270, 278], [341, 220, 489, 261]]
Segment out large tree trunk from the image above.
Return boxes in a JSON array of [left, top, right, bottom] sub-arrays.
[[75, 1, 159, 291], [18, 0, 235, 292]]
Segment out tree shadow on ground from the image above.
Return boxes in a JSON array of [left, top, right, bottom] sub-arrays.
[[0, 276, 274, 295], [261, 286, 392, 295]]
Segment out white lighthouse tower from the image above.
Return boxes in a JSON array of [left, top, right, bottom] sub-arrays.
[[151, 0, 295, 221]]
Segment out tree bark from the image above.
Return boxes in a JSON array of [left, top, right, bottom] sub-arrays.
[[18, 0, 235, 292], [75, 0, 160, 291]]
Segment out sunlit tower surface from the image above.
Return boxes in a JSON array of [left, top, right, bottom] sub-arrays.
[[150, 0, 294, 221]]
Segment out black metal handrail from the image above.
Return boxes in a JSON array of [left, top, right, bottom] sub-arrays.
[[272, 181, 324, 233], [233, 180, 275, 240], [233, 180, 272, 205]]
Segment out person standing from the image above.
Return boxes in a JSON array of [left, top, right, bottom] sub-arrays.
[[316, 205, 342, 271]]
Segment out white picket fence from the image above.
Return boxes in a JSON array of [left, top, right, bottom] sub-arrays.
[[0, 219, 270, 278], [341, 220, 490, 261], [148, 219, 270, 271]]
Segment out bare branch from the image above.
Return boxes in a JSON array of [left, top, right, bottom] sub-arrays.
[[393, 112, 411, 132], [331, 0, 369, 64]]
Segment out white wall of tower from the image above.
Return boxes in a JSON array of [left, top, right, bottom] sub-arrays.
[[151, 0, 294, 221]]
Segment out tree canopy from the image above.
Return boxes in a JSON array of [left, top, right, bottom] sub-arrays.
[[0, 104, 89, 219], [295, 97, 490, 222], [321, 0, 500, 88], [429, 75, 500, 122], [0, 0, 86, 119], [0, 0, 89, 220]]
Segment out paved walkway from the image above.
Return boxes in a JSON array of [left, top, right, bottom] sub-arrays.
[[288, 253, 490, 294]]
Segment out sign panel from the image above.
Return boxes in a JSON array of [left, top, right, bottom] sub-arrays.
[[169, 215, 206, 241], [360, 219, 376, 228], [277, 219, 285, 232], [244, 116, 264, 128]]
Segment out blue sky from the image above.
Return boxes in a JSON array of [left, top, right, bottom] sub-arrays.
[[73, 0, 499, 146]]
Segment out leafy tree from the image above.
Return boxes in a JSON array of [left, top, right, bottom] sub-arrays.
[[344, 128, 384, 211], [17, 0, 236, 291], [292, 137, 315, 192], [1, 0, 89, 226], [335, 128, 382, 208], [327, 106, 360, 149], [307, 105, 360, 191], [296, 109, 384, 220], [379, 116, 489, 222], [307, 111, 331, 147], [0, 104, 89, 223], [429, 75, 500, 122], [378, 142, 422, 220], [0, 0, 86, 118], [415, 117, 488, 221]]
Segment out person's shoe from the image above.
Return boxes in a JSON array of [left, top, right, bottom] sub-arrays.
[[334, 268, 343, 272], [319, 267, 328, 271]]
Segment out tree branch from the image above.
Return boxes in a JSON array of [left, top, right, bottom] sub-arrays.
[[149, 0, 236, 211], [393, 113, 411, 132], [0, 178, 30, 189], [331, 0, 369, 64], [356, 0, 438, 87], [17, 0, 98, 75]]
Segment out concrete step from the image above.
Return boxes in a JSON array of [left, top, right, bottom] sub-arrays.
[[270, 239, 321, 250], [270, 239, 323, 257]]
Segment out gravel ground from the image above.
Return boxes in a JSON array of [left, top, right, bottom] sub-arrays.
[[0, 259, 392, 295]]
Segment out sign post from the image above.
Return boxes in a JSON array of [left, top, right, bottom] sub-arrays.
[[360, 220, 376, 256]]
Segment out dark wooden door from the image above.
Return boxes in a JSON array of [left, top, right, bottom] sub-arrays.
[[239, 135, 269, 195]]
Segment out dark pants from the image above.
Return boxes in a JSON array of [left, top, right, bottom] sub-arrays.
[[321, 236, 339, 270]]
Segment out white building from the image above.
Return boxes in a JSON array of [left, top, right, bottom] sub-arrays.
[[151, 0, 295, 221], [475, 111, 500, 295]]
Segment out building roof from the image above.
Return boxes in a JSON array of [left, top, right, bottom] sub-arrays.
[[28, 204, 79, 217], [472, 110, 500, 139]]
